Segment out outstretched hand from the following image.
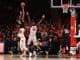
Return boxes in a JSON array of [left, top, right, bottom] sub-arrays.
[[42, 14, 45, 19]]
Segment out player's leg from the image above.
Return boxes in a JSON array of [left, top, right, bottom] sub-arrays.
[[27, 36, 33, 56], [33, 36, 39, 56], [19, 40, 24, 55], [22, 39, 29, 56]]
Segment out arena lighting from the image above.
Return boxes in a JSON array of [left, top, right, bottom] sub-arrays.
[[51, 0, 80, 8]]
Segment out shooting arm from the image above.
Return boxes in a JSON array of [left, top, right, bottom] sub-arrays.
[[21, 8, 25, 22], [37, 14, 45, 25], [26, 12, 31, 24]]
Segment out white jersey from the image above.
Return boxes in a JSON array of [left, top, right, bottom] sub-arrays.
[[17, 28, 26, 40], [17, 28, 28, 51], [19, 28, 25, 34], [18, 33, 26, 40], [29, 26, 37, 36]]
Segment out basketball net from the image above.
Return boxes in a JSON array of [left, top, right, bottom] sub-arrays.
[[62, 4, 69, 13]]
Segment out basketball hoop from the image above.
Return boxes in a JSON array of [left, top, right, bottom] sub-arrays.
[[62, 4, 69, 13]]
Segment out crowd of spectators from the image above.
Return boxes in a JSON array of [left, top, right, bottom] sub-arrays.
[[0, 19, 70, 55]]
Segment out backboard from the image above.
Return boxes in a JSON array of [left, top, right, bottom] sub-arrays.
[[51, 0, 80, 8]]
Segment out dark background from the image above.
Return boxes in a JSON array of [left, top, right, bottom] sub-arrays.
[[0, 0, 50, 24], [0, 0, 80, 24]]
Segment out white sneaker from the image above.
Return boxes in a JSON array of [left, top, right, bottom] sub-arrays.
[[33, 51, 37, 57], [29, 52, 32, 57]]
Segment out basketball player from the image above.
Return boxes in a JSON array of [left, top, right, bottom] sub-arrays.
[[17, 2, 27, 25], [27, 22, 38, 56], [27, 12, 45, 56], [17, 26, 28, 56]]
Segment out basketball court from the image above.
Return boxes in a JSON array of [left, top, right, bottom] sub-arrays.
[[0, 54, 79, 60]]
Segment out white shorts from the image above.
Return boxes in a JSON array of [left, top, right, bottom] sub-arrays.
[[19, 39, 28, 51], [27, 36, 37, 46]]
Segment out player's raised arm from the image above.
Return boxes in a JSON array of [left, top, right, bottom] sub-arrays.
[[21, 10, 25, 22], [20, 2, 26, 22], [19, 11, 22, 20], [37, 14, 45, 25], [16, 11, 22, 24], [26, 11, 31, 25]]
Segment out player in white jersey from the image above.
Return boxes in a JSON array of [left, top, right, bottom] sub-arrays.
[[26, 12, 45, 56], [27, 23, 37, 46], [17, 27, 28, 56], [27, 22, 38, 56]]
